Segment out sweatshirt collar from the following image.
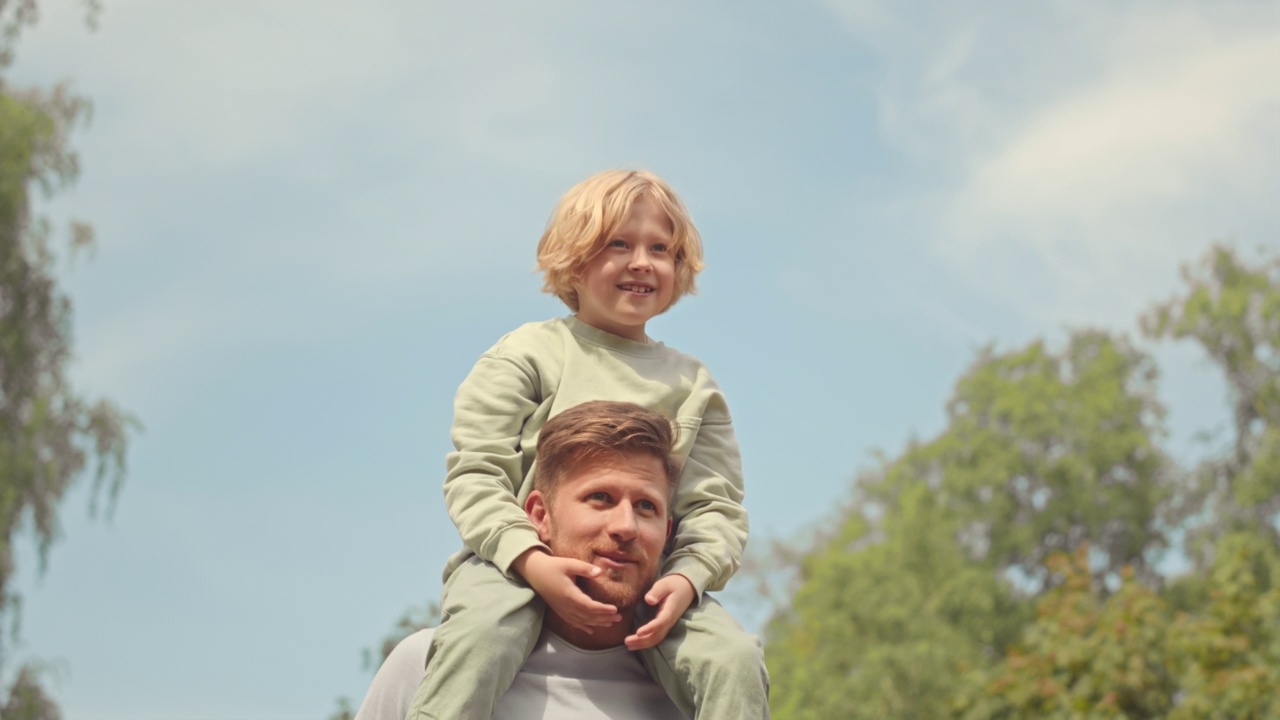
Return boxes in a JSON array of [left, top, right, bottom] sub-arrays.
[[564, 316, 666, 358]]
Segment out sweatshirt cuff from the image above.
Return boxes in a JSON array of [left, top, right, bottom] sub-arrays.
[[491, 527, 550, 579], [662, 556, 716, 600]]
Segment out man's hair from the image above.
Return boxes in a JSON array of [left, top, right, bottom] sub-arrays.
[[536, 169, 705, 312], [535, 401, 681, 511]]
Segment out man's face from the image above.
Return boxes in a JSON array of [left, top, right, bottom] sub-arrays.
[[529, 452, 672, 610]]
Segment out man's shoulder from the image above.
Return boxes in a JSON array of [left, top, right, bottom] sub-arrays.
[[386, 627, 434, 667], [352, 629, 434, 720], [356, 627, 687, 720]]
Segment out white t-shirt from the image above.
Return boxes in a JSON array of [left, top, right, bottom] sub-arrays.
[[354, 627, 689, 720]]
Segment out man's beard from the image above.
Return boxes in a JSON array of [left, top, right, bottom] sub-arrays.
[[553, 539, 658, 611]]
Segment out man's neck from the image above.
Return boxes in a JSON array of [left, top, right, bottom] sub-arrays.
[[544, 609, 635, 651]]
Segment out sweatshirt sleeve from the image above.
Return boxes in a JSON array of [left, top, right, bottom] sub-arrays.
[[442, 352, 549, 577], [662, 400, 749, 599]]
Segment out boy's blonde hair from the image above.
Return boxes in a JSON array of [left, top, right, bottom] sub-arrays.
[[537, 169, 705, 312]]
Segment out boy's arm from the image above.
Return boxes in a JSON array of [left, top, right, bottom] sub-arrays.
[[444, 353, 549, 576], [662, 412, 749, 599]]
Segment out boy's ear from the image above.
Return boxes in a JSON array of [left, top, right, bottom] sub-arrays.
[[526, 490, 552, 543]]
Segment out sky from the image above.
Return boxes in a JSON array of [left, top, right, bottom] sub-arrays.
[[5, 1, 1279, 718]]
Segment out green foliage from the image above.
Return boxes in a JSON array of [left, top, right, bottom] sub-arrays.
[[1144, 244, 1280, 547], [766, 328, 1170, 718], [324, 697, 353, 720], [953, 547, 1176, 719], [0, 1, 102, 70], [0, 2, 134, 715], [904, 330, 1169, 587], [0, 667, 58, 720], [1168, 532, 1280, 719], [0, 83, 132, 598], [766, 244, 1280, 719], [951, 532, 1280, 720], [766, 464, 1026, 719]]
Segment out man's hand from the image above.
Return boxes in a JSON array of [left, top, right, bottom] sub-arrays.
[[513, 549, 622, 634], [625, 574, 695, 650]]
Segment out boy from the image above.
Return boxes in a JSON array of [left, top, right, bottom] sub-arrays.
[[407, 170, 768, 720]]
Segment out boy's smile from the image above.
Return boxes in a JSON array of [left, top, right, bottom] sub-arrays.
[[574, 195, 676, 342]]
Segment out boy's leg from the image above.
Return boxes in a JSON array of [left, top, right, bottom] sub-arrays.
[[638, 595, 770, 720], [406, 555, 544, 720]]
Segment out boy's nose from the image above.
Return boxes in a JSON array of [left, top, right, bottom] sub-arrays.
[[628, 249, 652, 271]]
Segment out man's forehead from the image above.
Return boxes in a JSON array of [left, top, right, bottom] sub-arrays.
[[565, 454, 670, 494]]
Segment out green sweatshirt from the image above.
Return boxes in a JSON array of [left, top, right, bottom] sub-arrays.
[[443, 316, 748, 598]]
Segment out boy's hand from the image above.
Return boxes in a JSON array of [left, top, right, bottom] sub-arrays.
[[625, 574, 695, 650], [515, 549, 621, 634]]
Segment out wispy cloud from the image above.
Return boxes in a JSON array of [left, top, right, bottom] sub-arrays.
[[19, 1, 629, 402], [821, 0, 1280, 329], [952, 12, 1279, 234]]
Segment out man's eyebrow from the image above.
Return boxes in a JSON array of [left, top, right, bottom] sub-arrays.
[[638, 487, 666, 504]]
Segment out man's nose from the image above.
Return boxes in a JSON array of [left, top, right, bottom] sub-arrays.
[[607, 505, 639, 541]]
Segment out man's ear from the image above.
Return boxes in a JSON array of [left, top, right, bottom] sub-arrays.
[[526, 490, 552, 543], [665, 516, 672, 541]]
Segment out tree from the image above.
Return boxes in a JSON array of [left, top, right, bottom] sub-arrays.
[[0, 2, 134, 716], [952, 245, 1280, 720], [766, 480, 1025, 719], [953, 547, 1176, 720], [1144, 244, 1280, 553], [764, 328, 1174, 718], [898, 330, 1172, 588], [1167, 531, 1280, 719], [763, 243, 1280, 718]]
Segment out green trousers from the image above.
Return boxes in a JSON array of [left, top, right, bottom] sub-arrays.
[[405, 554, 770, 720]]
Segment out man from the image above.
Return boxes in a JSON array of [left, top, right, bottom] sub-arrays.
[[355, 401, 709, 720]]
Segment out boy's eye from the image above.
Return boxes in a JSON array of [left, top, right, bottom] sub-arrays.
[[608, 239, 628, 249], [651, 243, 668, 253]]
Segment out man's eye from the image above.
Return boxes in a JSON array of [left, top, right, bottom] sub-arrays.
[[587, 491, 611, 502], [637, 499, 658, 513]]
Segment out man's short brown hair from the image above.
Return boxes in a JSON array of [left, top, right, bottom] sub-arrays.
[[534, 401, 680, 512]]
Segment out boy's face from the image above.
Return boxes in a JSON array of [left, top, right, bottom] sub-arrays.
[[574, 195, 676, 342]]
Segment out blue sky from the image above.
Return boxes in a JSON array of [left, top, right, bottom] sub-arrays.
[[7, 1, 1279, 718]]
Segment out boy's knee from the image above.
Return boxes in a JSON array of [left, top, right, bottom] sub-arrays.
[[718, 631, 766, 674], [682, 627, 765, 684], [677, 630, 769, 716], [434, 595, 541, 655]]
